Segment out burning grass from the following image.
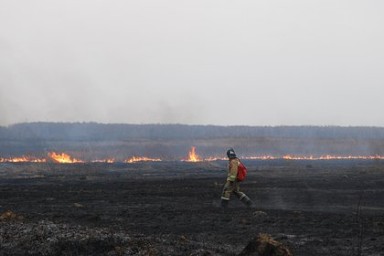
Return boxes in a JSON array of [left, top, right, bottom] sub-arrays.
[[2, 146, 384, 164], [124, 156, 162, 163]]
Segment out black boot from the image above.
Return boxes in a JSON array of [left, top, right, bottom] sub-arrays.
[[245, 199, 254, 208], [240, 195, 253, 208]]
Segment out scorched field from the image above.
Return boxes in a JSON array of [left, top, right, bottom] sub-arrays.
[[0, 159, 384, 255]]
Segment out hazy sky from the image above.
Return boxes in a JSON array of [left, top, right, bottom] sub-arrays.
[[1, 0, 383, 126]]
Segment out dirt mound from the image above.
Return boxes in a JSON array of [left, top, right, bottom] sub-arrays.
[[238, 233, 292, 256], [0, 210, 23, 221]]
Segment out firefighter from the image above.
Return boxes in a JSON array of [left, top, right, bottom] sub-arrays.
[[221, 148, 253, 209]]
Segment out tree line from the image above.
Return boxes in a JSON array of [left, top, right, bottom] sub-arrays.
[[1, 122, 384, 141]]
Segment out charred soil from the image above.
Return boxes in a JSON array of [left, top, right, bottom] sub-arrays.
[[0, 160, 384, 255]]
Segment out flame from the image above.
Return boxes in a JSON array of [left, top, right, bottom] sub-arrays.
[[243, 155, 384, 160], [185, 146, 202, 162], [91, 158, 115, 163], [0, 156, 46, 163], [125, 156, 162, 163], [48, 152, 84, 163], [2, 152, 384, 164], [204, 156, 227, 161]]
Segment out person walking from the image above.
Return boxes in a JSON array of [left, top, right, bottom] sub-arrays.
[[221, 148, 253, 209]]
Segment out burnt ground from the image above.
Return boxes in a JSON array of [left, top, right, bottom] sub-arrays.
[[0, 160, 384, 255]]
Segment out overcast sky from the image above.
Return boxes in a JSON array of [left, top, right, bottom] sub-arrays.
[[0, 1, 383, 126]]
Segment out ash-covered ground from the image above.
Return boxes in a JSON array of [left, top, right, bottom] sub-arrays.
[[0, 160, 384, 255]]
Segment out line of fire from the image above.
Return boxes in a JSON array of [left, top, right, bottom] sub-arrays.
[[1, 146, 384, 164]]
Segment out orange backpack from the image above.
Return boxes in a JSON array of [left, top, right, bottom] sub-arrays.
[[237, 161, 247, 182]]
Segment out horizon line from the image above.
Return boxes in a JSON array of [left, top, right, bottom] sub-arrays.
[[3, 121, 384, 129]]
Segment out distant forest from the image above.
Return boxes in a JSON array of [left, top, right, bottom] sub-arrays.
[[2, 122, 384, 140], [1, 122, 384, 159]]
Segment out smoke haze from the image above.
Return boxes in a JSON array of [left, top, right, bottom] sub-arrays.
[[1, 1, 384, 126]]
